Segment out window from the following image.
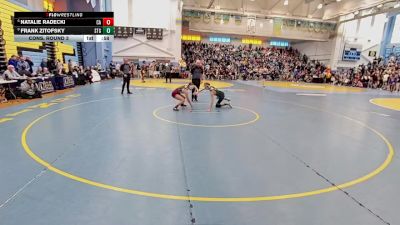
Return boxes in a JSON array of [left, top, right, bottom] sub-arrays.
[[242, 39, 262, 45], [182, 35, 201, 41], [270, 40, 289, 47], [391, 14, 400, 43], [209, 37, 231, 43]]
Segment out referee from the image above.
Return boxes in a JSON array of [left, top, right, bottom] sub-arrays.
[[120, 58, 132, 95], [190, 60, 204, 101]]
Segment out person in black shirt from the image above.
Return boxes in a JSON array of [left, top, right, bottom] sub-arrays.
[[120, 59, 132, 94], [190, 60, 204, 101], [26, 57, 34, 73], [47, 59, 57, 73]]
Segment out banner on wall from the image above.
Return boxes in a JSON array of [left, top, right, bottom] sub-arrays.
[[235, 15, 242, 25], [273, 18, 283, 36], [222, 14, 230, 24], [247, 16, 256, 33], [203, 13, 211, 23], [214, 14, 222, 24]]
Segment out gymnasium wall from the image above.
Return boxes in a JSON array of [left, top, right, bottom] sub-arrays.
[[0, 0, 78, 71], [292, 40, 334, 65], [187, 16, 333, 42], [330, 14, 387, 69]]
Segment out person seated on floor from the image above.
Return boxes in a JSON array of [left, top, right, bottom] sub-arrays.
[[71, 68, 79, 78], [76, 71, 87, 85], [18, 65, 32, 77], [110, 68, 117, 79], [85, 67, 93, 84], [2, 65, 25, 80], [20, 78, 42, 99]]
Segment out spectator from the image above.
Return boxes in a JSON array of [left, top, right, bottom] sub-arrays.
[[16, 57, 30, 73], [56, 59, 63, 74], [19, 65, 32, 77], [2, 65, 23, 80], [42, 67, 51, 77], [85, 67, 93, 84], [7, 55, 18, 68], [47, 58, 56, 73], [35, 67, 43, 76], [20, 78, 42, 99], [40, 58, 47, 70], [68, 59, 73, 73], [26, 56, 34, 73]]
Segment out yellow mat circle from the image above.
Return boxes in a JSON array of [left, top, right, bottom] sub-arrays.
[[20, 98, 394, 202], [370, 98, 400, 111], [131, 79, 233, 89], [262, 81, 364, 93]]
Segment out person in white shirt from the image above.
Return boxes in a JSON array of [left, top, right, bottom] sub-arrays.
[[2, 65, 24, 80]]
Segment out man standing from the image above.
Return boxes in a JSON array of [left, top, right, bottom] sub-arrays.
[[120, 58, 132, 94], [68, 59, 73, 73], [190, 60, 204, 101], [165, 63, 172, 83]]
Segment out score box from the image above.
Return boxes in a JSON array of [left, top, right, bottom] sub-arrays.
[[96, 35, 114, 42], [103, 18, 114, 26], [102, 26, 114, 35]]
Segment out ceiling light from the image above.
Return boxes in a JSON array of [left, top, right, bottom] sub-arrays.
[[317, 3, 323, 9], [353, 10, 359, 15], [394, 2, 400, 8], [284, 0, 288, 6], [250, 0, 255, 1], [377, 4, 383, 8], [336, 0, 341, 2]]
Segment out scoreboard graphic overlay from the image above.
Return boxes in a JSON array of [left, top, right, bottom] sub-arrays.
[[14, 12, 114, 42]]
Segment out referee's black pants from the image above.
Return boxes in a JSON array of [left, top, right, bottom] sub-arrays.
[[165, 72, 172, 83], [192, 78, 201, 101], [121, 75, 131, 94]]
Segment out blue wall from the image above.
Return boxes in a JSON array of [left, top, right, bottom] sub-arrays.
[[21, 50, 47, 72]]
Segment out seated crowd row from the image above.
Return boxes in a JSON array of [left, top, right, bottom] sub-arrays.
[[182, 42, 400, 92], [0, 55, 98, 103]]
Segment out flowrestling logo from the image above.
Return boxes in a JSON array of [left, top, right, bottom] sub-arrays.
[[63, 76, 75, 87], [37, 80, 54, 93]]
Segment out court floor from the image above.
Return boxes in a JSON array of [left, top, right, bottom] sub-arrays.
[[0, 79, 400, 225]]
